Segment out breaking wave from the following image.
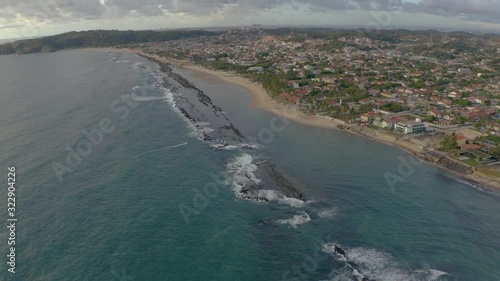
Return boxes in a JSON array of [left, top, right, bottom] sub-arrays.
[[227, 153, 261, 188], [226, 154, 306, 207], [322, 244, 449, 281], [277, 212, 311, 228]]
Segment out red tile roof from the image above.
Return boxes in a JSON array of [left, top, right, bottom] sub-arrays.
[[460, 144, 481, 150]]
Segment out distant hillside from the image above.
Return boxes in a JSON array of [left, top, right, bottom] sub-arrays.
[[0, 29, 218, 55]]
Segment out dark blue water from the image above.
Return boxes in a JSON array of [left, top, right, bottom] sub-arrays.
[[0, 50, 499, 281]]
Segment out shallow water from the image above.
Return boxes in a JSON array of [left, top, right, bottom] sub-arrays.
[[0, 50, 499, 281]]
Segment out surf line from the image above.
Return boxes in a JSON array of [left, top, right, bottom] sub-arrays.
[[139, 142, 188, 156]]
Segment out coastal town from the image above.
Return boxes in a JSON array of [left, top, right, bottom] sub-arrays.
[[123, 27, 500, 185]]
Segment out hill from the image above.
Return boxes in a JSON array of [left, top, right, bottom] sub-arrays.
[[0, 29, 218, 55]]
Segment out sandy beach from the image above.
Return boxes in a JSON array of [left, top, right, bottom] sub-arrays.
[[95, 47, 500, 192]]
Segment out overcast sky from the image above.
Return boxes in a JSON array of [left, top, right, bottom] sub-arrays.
[[1, 0, 500, 39]]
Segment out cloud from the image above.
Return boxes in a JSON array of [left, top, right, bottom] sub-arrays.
[[0, 0, 105, 22], [404, 0, 500, 23], [0, 0, 499, 32]]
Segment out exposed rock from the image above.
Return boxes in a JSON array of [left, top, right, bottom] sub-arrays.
[[261, 162, 306, 200], [337, 124, 351, 131], [334, 244, 346, 257], [437, 156, 474, 175]]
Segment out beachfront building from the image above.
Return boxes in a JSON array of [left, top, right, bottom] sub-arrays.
[[394, 121, 427, 134], [373, 117, 395, 129]]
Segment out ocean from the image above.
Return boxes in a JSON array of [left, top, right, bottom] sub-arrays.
[[0, 49, 499, 281]]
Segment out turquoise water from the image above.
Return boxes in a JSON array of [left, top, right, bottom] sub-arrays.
[[0, 50, 499, 281]]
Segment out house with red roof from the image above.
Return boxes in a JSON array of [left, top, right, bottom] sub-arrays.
[[460, 144, 482, 151], [361, 112, 378, 122], [455, 134, 467, 146]]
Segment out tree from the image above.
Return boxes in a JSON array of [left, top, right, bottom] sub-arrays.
[[424, 115, 437, 122], [489, 145, 500, 158], [474, 117, 487, 130], [441, 133, 458, 152], [380, 102, 409, 113], [454, 99, 472, 107]]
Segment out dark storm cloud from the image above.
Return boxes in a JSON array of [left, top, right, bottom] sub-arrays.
[[0, 0, 499, 24]]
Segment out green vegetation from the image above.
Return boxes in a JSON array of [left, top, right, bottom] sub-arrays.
[[441, 133, 458, 152], [424, 115, 437, 122], [477, 167, 500, 178], [478, 135, 500, 145], [0, 30, 218, 55], [260, 72, 288, 97], [453, 99, 473, 107], [209, 61, 247, 73], [408, 79, 426, 88], [380, 102, 408, 113], [461, 158, 480, 167]]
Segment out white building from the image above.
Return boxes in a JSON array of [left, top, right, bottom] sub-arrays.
[[394, 121, 427, 134]]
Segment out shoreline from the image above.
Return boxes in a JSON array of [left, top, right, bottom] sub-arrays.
[[93, 47, 500, 193]]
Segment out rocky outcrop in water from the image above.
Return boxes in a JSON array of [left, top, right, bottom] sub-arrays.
[[139, 53, 244, 143], [138, 53, 307, 202], [261, 163, 306, 200], [332, 244, 370, 281]]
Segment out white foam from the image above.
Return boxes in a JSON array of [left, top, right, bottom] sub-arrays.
[[167, 142, 188, 149], [226, 154, 306, 207], [256, 189, 306, 207], [276, 192, 307, 208], [139, 142, 188, 156], [128, 59, 202, 139], [227, 154, 261, 186], [323, 244, 448, 281], [222, 145, 240, 150], [428, 269, 449, 280], [325, 266, 354, 281], [132, 96, 169, 102], [194, 122, 211, 127], [240, 143, 261, 150], [277, 212, 311, 229], [211, 143, 261, 151], [211, 143, 228, 149], [318, 208, 338, 219]]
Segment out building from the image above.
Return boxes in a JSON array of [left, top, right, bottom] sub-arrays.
[[394, 121, 427, 134], [458, 68, 472, 74], [247, 67, 264, 73], [374, 117, 395, 129], [456, 134, 468, 146], [460, 149, 495, 163], [361, 112, 378, 122]]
